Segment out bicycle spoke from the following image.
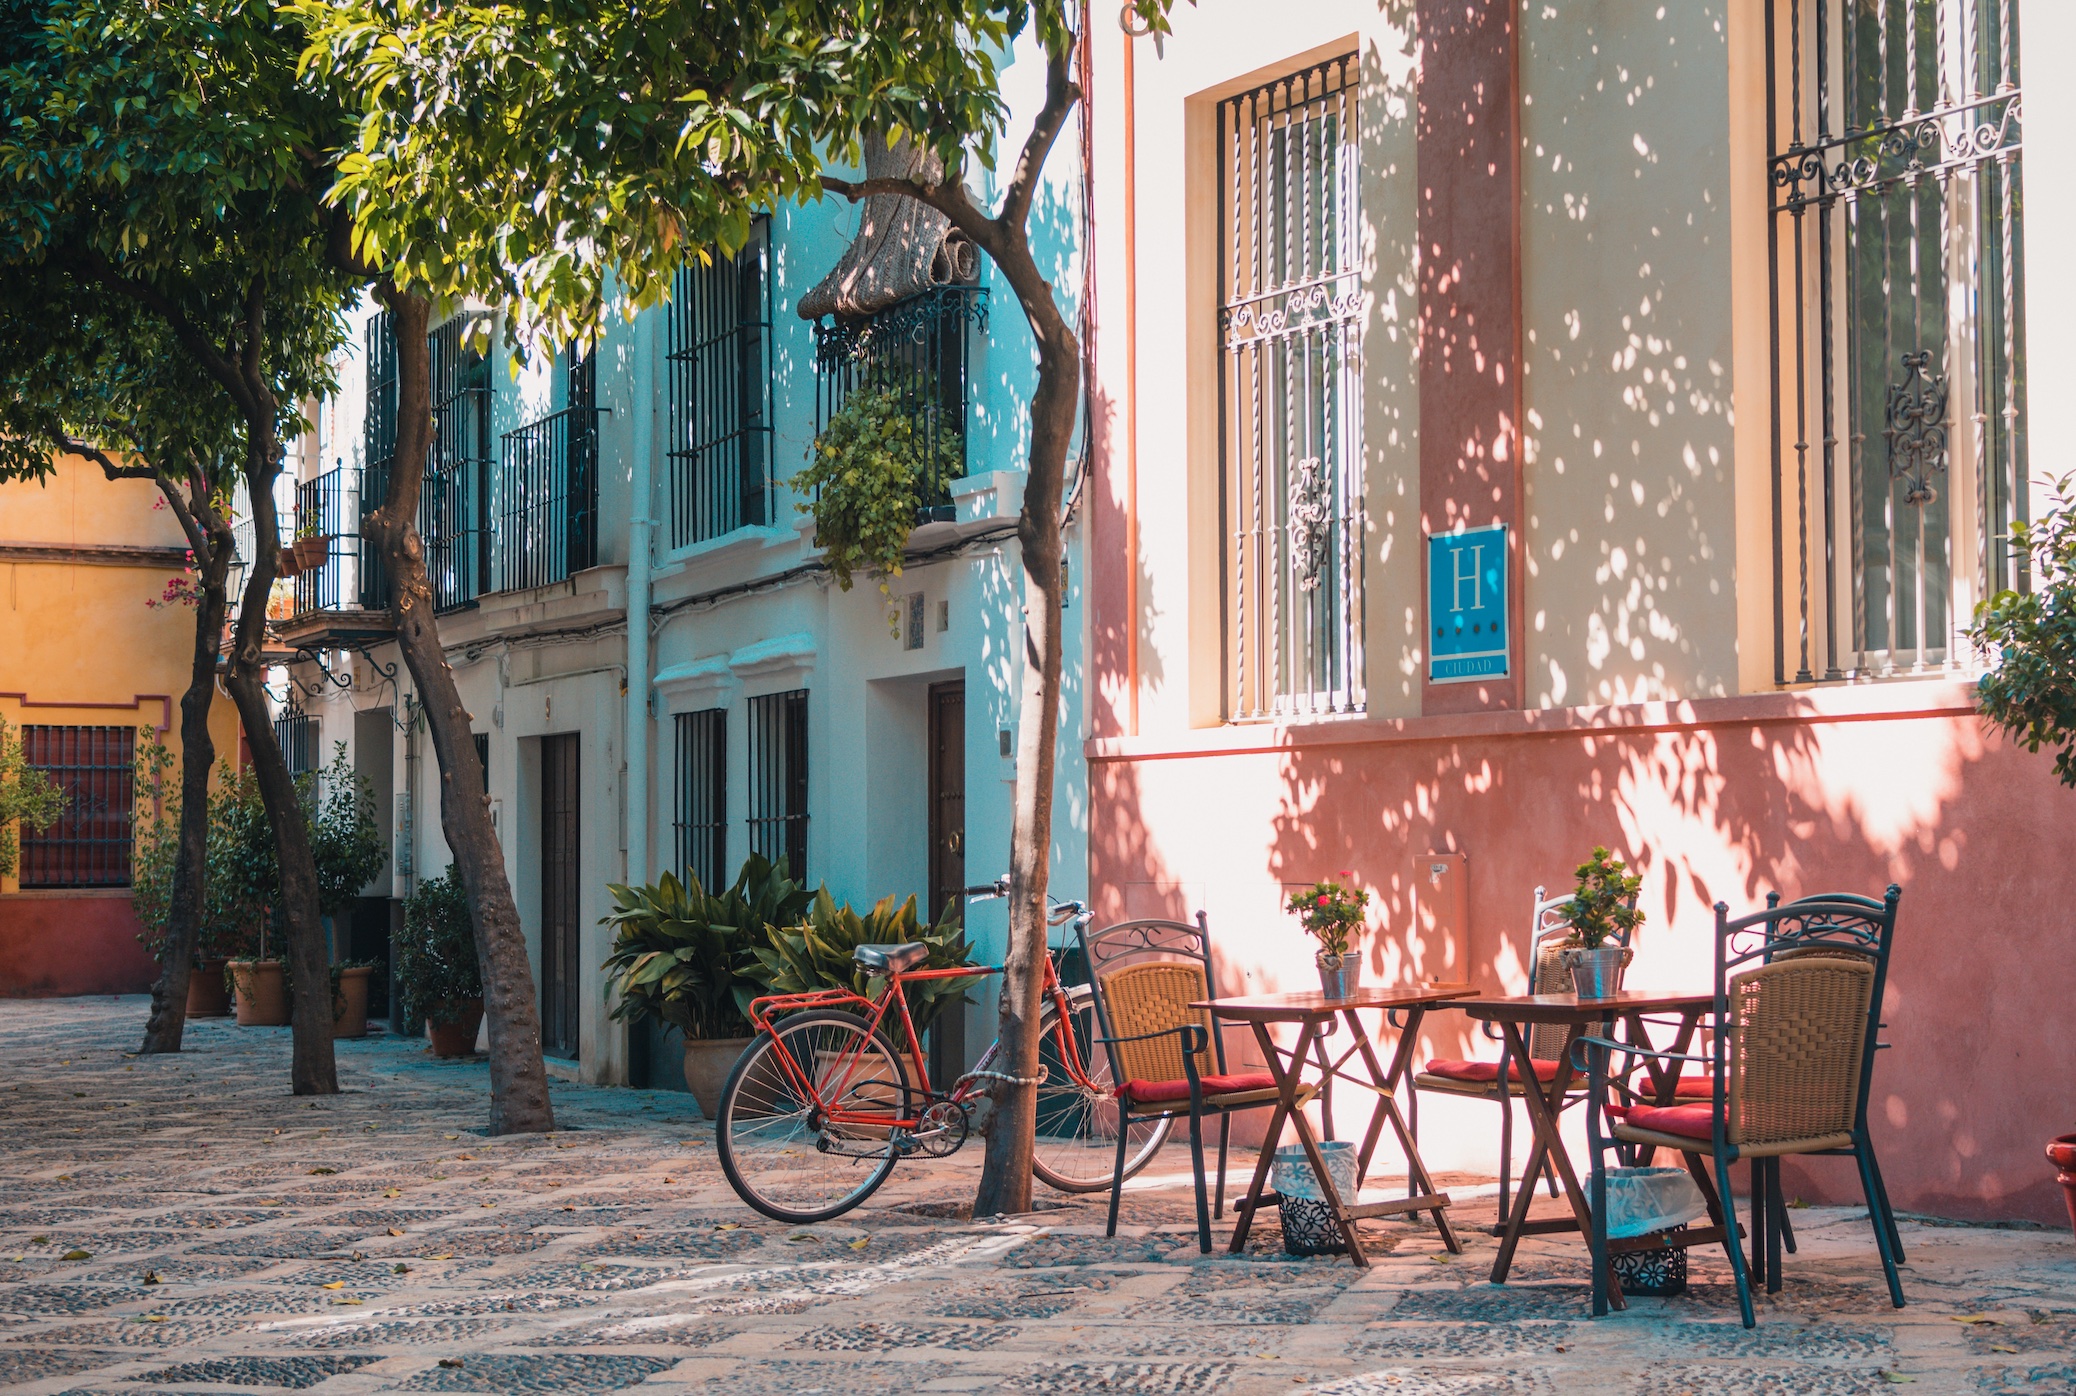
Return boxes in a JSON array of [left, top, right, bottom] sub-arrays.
[[1030, 992, 1171, 1193], [717, 1011, 904, 1223]]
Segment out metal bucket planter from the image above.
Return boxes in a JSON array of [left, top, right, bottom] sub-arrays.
[[1561, 945, 1629, 998], [1271, 1141, 1358, 1256], [1316, 953, 1361, 999]]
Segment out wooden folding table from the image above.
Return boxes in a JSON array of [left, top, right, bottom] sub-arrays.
[[1194, 983, 1475, 1267]]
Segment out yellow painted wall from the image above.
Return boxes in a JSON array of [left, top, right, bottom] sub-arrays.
[[0, 455, 243, 896]]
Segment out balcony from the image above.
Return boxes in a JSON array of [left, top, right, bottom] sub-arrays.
[[812, 284, 988, 523], [278, 465, 394, 651], [493, 406, 603, 594]]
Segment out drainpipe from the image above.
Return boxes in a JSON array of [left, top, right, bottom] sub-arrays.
[[623, 308, 657, 888]]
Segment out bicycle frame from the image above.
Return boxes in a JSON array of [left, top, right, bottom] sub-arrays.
[[743, 944, 1106, 1135]]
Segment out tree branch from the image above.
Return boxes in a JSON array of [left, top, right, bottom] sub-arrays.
[[999, 46, 1079, 234], [55, 249, 258, 423]]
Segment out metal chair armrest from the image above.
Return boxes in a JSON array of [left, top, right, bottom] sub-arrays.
[[1093, 1025, 1211, 1055]]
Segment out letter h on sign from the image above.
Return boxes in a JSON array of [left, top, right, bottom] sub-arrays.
[[1428, 525, 1509, 683]]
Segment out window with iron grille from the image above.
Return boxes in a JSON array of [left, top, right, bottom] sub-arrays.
[[426, 314, 494, 611], [674, 708, 728, 893], [19, 726, 134, 888], [812, 285, 987, 520], [494, 348, 601, 593], [275, 700, 318, 778], [1767, 0, 2025, 682], [667, 221, 772, 548], [361, 311, 399, 610], [746, 690, 807, 882], [1218, 52, 1365, 721]]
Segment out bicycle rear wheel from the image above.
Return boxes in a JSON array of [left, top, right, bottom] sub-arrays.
[[1030, 987, 1172, 1193], [715, 1010, 905, 1224]]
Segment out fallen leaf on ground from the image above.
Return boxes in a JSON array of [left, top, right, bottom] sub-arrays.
[[382, 1189, 401, 1199], [61, 1249, 90, 1261], [141, 1314, 166, 1323], [1951, 1315, 1999, 1325], [1991, 1345, 2017, 1353], [715, 1223, 739, 1231], [428, 1253, 453, 1261], [387, 1228, 405, 1237], [787, 1232, 815, 1242], [140, 1271, 160, 1285], [309, 1167, 337, 1175], [1881, 1374, 1916, 1384], [28, 1236, 46, 1245], [849, 1236, 870, 1251], [444, 1134, 459, 1140], [438, 1358, 464, 1368], [330, 1297, 363, 1306], [320, 1281, 345, 1290]]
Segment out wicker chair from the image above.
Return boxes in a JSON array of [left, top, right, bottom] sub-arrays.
[[1414, 886, 1635, 1227], [1079, 916, 1306, 1253], [1581, 886, 1903, 1328]]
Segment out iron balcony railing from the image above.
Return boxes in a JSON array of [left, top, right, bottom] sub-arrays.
[[292, 465, 366, 616], [493, 405, 604, 594], [813, 284, 988, 522]]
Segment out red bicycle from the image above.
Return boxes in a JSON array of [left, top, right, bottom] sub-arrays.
[[714, 881, 1172, 1222]]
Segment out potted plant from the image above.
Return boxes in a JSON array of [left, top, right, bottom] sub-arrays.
[[330, 960, 380, 1039], [1968, 480, 2076, 1242], [753, 886, 984, 1091], [792, 375, 965, 633], [1559, 846, 1644, 997], [395, 865, 483, 1056], [212, 765, 292, 1026], [601, 854, 812, 1114], [1287, 873, 1368, 997], [290, 515, 329, 572]]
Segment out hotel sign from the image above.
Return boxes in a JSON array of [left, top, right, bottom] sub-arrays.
[[1428, 525, 1509, 684]]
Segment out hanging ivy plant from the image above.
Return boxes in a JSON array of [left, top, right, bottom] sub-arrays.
[[794, 378, 963, 606]]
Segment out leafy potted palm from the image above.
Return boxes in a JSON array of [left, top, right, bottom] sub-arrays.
[[601, 854, 812, 1114], [308, 745, 386, 1037], [1287, 873, 1368, 997], [753, 887, 984, 1091], [213, 766, 291, 1025], [1559, 846, 1644, 997], [395, 865, 482, 1056], [1968, 478, 2076, 1240]]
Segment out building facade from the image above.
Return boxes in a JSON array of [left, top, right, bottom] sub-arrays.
[[277, 33, 1089, 1087], [0, 459, 242, 996], [1083, 0, 2069, 1224]]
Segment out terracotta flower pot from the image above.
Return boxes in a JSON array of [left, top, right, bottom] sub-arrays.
[[681, 1036, 756, 1117], [292, 536, 328, 570], [2048, 1133, 2076, 1241], [331, 966, 373, 1040], [185, 958, 231, 1018], [427, 998, 485, 1058], [814, 1048, 919, 1139], [230, 960, 289, 1026], [276, 545, 302, 578]]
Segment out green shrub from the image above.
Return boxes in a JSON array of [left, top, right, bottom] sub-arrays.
[[793, 377, 964, 601], [1969, 477, 2076, 786], [601, 854, 811, 1041], [394, 865, 480, 1028], [0, 715, 65, 881]]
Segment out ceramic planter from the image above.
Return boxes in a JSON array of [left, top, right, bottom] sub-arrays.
[[276, 545, 302, 578], [1561, 945, 1629, 998], [230, 960, 289, 1026], [331, 966, 373, 1039], [2048, 1133, 2076, 1241], [427, 998, 485, 1058], [292, 536, 328, 570], [185, 958, 231, 1018], [1316, 952, 1361, 999], [681, 1036, 756, 1117]]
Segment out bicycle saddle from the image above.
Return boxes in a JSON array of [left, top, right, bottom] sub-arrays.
[[853, 942, 929, 974]]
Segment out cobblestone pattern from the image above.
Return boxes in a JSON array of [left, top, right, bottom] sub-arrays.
[[0, 997, 2068, 1395]]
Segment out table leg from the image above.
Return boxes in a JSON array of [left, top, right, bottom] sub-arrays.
[[1313, 1026, 1336, 1142], [1345, 1006, 1461, 1255], [1227, 1020, 1299, 1255], [1282, 1073, 1369, 1268], [1492, 1021, 1624, 1310]]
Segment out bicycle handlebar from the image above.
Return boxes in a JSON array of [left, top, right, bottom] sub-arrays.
[[962, 875, 1090, 928]]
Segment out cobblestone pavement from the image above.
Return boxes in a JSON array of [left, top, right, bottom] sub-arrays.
[[0, 997, 2069, 1396]]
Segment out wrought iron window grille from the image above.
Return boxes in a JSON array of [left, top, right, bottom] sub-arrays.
[[425, 313, 495, 613], [746, 689, 808, 883], [1767, 0, 2025, 684], [18, 726, 135, 889], [668, 222, 775, 549], [1217, 52, 1366, 722], [673, 708, 728, 894], [494, 350, 603, 595], [275, 697, 319, 778], [812, 284, 989, 522]]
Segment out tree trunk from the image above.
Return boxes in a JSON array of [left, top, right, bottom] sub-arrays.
[[965, 57, 1084, 1217], [138, 503, 235, 1054], [370, 286, 555, 1135], [223, 422, 338, 1094]]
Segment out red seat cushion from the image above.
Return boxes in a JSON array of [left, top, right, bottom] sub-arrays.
[[1120, 1072, 1278, 1106], [1422, 1057, 1561, 1084], [1617, 1102, 1717, 1140], [1673, 1074, 1715, 1099]]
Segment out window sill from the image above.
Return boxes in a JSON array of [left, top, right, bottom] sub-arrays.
[[657, 524, 797, 572]]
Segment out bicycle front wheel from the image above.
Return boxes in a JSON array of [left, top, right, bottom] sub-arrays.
[[715, 1010, 905, 1224], [1031, 987, 1173, 1193]]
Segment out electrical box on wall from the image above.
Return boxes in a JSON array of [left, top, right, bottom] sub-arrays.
[[1413, 851, 1469, 977]]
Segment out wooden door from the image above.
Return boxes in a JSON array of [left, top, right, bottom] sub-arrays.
[[926, 682, 966, 1082], [540, 733, 581, 1059]]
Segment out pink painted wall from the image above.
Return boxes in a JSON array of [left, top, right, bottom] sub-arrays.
[[0, 893, 158, 997], [1088, 683, 2073, 1225]]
